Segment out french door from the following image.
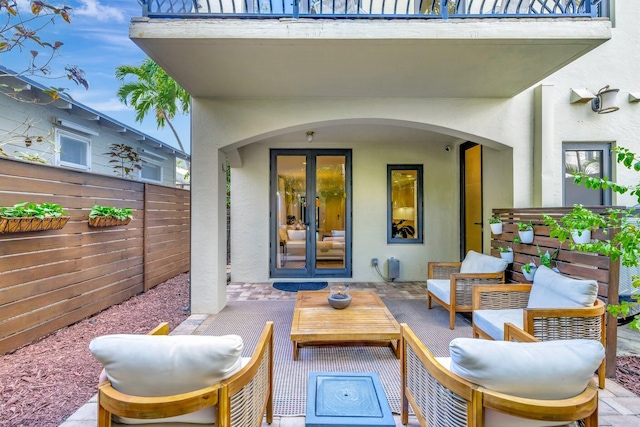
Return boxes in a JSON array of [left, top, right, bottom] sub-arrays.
[[270, 149, 352, 278]]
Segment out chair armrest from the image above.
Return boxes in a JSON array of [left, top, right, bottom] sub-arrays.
[[524, 299, 606, 343], [148, 322, 169, 336], [481, 380, 599, 422], [400, 324, 478, 425], [504, 323, 539, 342], [98, 380, 221, 419], [472, 284, 532, 310], [428, 262, 461, 279]]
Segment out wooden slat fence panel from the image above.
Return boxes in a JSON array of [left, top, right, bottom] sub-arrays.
[[143, 184, 190, 291], [491, 207, 620, 378], [0, 158, 191, 354]]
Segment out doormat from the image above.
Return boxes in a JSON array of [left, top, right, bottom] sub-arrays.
[[272, 282, 328, 292]]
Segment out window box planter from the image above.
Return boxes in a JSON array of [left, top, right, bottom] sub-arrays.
[[88, 205, 133, 228], [0, 203, 69, 234], [0, 216, 70, 233], [88, 216, 132, 228]]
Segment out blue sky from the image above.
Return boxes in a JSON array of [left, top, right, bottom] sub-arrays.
[[1, 0, 190, 153]]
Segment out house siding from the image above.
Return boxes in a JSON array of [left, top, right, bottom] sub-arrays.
[[0, 93, 180, 188]]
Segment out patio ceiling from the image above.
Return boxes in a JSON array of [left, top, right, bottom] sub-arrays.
[[130, 18, 611, 99]]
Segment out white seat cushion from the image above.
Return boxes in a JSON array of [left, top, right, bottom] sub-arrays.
[[427, 279, 450, 305], [473, 309, 523, 340], [449, 338, 604, 427], [90, 334, 244, 424], [460, 250, 508, 274], [528, 265, 598, 309]]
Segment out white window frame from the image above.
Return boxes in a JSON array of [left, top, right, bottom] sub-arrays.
[[139, 156, 164, 184], [55, 129, 91, 171]]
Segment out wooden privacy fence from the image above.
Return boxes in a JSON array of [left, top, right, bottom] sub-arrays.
[[0, 158, 190, 354], [490, 207, 620, 377]]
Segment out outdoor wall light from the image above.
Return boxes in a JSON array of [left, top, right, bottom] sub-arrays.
[[306, 131, 314, 143], [591, 85, 620, 114]]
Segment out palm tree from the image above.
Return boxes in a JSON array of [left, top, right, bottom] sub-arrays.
[[115, 58, 190, 152]]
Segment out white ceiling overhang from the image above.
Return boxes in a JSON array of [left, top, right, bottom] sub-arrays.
[[130, 17, 611, 99]]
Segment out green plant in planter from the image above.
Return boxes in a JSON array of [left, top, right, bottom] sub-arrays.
[[536, 245, 558, 269], [522, 262, 535, 274], [567, 146, 640, 330], [518, 221, 533, 231], [489, 216, 501, 224], [513, 237, 521, 244], [0, 202, 67, 218], [543, 205, 607, 242], [89, 205, 133, 221], [498, 247, 511, 253]]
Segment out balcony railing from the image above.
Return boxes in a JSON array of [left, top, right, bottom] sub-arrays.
[[139, 0, 605, 18]]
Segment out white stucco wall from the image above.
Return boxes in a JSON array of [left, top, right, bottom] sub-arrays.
[[523, 0, 640, 208], [190, 96, 522, 290]]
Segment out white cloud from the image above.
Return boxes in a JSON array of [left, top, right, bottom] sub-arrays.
[[84, 98, 131, 112], [74, 0, 126, 23]]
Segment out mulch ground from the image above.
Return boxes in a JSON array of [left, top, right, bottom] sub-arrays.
[[1, 273, 639, 426], [0, 274, 190, 427]]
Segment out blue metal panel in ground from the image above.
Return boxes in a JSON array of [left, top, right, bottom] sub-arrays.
[[306, 372, 394, 427]]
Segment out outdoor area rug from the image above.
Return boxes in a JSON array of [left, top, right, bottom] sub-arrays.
[[200, 298, 472, 416], [272, 282, 328, 292]]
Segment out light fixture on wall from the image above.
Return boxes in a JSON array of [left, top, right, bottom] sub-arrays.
[[591, 85, 620, 114], [306, 131, 314, 143]]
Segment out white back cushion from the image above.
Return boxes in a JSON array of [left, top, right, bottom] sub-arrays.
[[459, 250, 508, 274], [90, 334, 244, 424], [287, 229, 306, 241], [331, 230, 345, 237], [527, 265, 598, 309], [449, 337, 603, 400]]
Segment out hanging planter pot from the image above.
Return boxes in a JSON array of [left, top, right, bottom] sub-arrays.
[[521, 263, 537, 281], [490, 222, 503, 235], [571, 229, 591, 244], [499, 249, 513, 264]]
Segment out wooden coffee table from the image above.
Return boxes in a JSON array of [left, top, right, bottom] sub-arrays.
[[290, 290, 401, 360]]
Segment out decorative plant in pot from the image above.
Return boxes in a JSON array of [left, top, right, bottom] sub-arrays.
[[517, 221, 534, 244], [521, 262, 537, 281], [89, 205, 133, 228], [0, 202, 69, 233], [543, 204, 607, 245], [497, 246, 513, 263], [489, 216, 503, 234]]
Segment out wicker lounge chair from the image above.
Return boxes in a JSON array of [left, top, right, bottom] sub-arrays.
[[471, 265, 606, 388], [400, 323, 602, 427], [92, 321, 274, 427], [427, 250, 508, 329]]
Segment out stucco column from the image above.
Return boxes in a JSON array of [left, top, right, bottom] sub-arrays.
[[190, 134, 227, 314], [533, 84, 556, 207]]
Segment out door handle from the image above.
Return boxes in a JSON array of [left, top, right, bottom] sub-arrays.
[[473, 222, 482, 225]]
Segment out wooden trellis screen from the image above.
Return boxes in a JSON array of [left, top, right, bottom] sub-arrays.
[[0, 158, 190, 354], [490, 207, 621, 377]]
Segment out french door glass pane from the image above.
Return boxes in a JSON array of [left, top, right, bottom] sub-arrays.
[[315, 156, 346, 269], [277, 156, 307, 270]]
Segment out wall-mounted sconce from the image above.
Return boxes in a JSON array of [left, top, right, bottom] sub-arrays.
[[591, 85, 619, 114], [629, 93, 640, 103], [306, 131, 314, 143]]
